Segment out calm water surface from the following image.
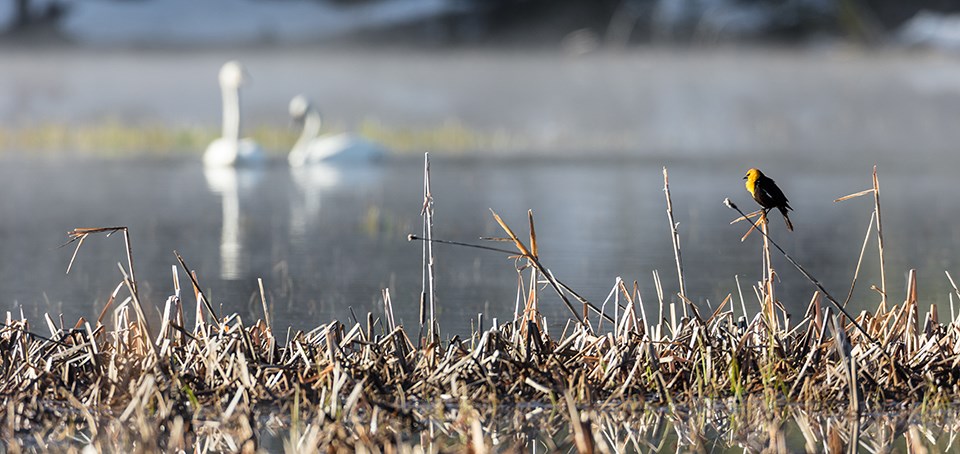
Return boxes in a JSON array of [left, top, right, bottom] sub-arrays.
[[2, 155, 959, 335]]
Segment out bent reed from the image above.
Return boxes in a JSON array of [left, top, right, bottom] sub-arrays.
[[2, 160, 959, 452]]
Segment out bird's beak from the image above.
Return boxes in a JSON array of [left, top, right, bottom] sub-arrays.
[[742, 175, 747, 180]]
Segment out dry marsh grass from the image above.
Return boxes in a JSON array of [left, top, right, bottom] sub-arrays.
[[1, 158, 959, 452]]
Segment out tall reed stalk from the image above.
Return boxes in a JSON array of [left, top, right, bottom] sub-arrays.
[[421, 153, 438, 344], [662, 167, 686, 311]]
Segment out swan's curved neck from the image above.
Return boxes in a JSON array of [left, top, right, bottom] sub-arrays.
[[294, 109, 322, 150], [221, 83, 241, 143]]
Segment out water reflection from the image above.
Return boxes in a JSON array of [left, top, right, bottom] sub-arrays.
[[577, 404, 960, 452], [483, 403, 960, 452], [5, 157, 960, 336], [202, 165, 263, 280], [248, 400, 960, 451], [288, 163, 384, 242]]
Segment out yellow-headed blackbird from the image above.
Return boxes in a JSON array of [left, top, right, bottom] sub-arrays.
[[743, 168, 793, 231]]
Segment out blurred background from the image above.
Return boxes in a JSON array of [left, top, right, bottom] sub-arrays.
[[2, 0, 960, 157], [1, 0, 960, 335], [2, 0, 959, 49]]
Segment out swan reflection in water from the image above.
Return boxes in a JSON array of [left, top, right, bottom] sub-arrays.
[[203, 166, 264, 280], [288, 163, 384, 242], [203, 163, 383, 279]]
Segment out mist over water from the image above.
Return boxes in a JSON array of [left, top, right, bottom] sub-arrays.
[[3, 49, 960, 159]]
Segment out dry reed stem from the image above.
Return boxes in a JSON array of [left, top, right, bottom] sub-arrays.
[[842, 211, 876, 308], [662, 167, 686, 307], [834, 166, 887, 308], [420, 152, 438, 345], [760, 211, 778, 333], [874, 166, 887, 309]]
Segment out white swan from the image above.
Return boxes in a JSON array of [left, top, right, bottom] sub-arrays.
[[287, 95, 386, 167], [203, 61, 266, 167]]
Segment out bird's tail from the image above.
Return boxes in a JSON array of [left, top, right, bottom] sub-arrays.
[[779, 207, 794, 231]]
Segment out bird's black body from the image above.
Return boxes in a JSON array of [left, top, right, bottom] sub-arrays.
[[744, 168, 794, 231]]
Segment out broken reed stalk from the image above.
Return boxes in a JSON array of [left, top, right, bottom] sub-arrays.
[[525, 209, 543, 329], [834, 166, 886, 310], [64, 227, 138, 300], [662, 167, 687, 316], [490, 209, 588, 328], [759, 210, 778, 332]]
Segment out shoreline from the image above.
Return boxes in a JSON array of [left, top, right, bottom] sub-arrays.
[[0, 46, 958, 160]]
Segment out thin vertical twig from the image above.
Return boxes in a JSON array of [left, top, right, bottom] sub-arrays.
[[258, 278, 271, 332], [527, 210, 542, 329], [759, 210, 777, 332], [420, 152, 438, 344], [383, 288, 396, 333], [117, 262, 157, 359], [662, 168, 687, 316], [842, 211, 876, 308], [735, 274, 748, 320], [873, 165, 887, 309], [122, 228, 139, 302], [174, 250, 221, 326], [832, 315, 861, 415], [945, 271, 960, 311], [171, 265, 183, 345]]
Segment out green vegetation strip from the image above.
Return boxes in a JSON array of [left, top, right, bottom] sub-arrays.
[[0, 120, 541, 157]]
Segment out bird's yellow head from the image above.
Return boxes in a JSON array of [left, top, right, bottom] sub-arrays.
[[743, 168, 762, 193]]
